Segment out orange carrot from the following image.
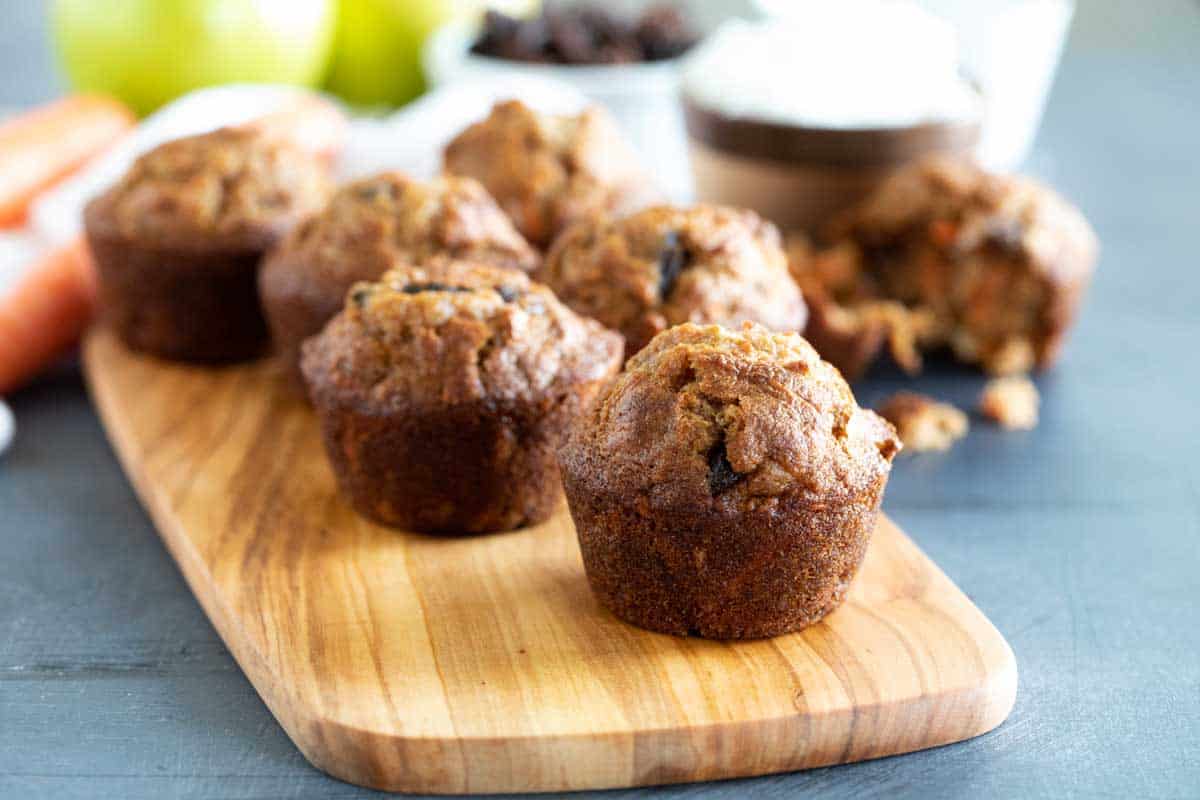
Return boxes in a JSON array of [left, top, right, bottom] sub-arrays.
[[0, 95, 344, 393], [0, 96, 136, 229], [0, 237, 96, 394], [238, 94, 348, 165]]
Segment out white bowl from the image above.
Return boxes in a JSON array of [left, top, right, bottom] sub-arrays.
[[423, 20, 693, 200]]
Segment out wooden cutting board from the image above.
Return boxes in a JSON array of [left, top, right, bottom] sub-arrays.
[[82, 329, 1016, 795]]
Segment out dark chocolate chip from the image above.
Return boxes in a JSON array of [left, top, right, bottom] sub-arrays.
[[706, 440, 743, 495], [351, 287, 371, 308], [658, 230, 691, 301], [400, 282, 472, 295]]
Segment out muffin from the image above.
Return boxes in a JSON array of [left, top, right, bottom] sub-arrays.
[[559, 322, 900, 639], [85, 127, 331, 362], [790, 156, 1098, 378], [301, 259, 624, 534], [539, 204, 807, 356], [443, 100, 653, 248], [260, 172, 539, 383]]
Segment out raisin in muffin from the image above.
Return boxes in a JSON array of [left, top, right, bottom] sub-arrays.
[[559, 322, 900, 639], [85, 127, 331, 362], [443, 100, 653, 248], [790, 156, 1098, 378], [302, 259, 623, 534], [260, 172, 539, 384], [539, 204, 807, 357]]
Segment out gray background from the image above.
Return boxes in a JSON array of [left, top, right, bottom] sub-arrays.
[[3, 2, 1199, 798]]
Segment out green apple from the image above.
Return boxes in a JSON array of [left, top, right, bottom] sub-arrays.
[[323, 0, 460, 109], [52, 0, 337, 116]]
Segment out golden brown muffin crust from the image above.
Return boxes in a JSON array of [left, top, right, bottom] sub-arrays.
[[86, 127, 331, 251], [302, 259, 623, 411], [273, 171, 539, 288], [541, 205, 808, 356], [565, 322, 898, 511], [443, 100, 653, 247]]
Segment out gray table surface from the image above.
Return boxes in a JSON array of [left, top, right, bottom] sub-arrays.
[[3, 3, 1200, 799]]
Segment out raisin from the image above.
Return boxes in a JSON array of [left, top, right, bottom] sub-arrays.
[[495, 285, 520, 303], [471, 4, 697, 65], [658, 230, 691, 301], [637, 6, 698, 61], [400, 282, 472, 294], [706, 440, 743, 495]]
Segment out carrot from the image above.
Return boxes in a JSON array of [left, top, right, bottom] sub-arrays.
[[0, 237, 96, 394], [238, 94, 347, 165], [0, 95, 344, 393], [0, 96, 136, 229]]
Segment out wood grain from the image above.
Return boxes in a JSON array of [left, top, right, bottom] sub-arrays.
[[82, 328, 1017, 795]]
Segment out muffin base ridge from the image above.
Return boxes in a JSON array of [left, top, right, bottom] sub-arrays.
[[313, 392, 597, 535], [89, 230, 268, 363], [562, 469, 889, 639]]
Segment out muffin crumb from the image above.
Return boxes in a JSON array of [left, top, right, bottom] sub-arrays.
[[876, 392, 968, 453], [979, 375, 1040, 430], [790, 156, 1098, 378]]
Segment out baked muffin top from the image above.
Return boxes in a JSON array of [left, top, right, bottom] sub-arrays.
[[540, 204, 808, 355], [562, 322, 899, 511], [443, 100, 652, 247], [85, 127, 331, 250], [831, 156, 1098, 284], [301, 258, 624, 410], [269, 171, 539, 288]]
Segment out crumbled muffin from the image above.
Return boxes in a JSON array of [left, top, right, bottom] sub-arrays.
[[539, 205, 808, 356], [302, 258, 623, 534], [790, 156, 1098, 378], [443, 100, 654, 247], [979, 375, 1040, 430], [559, 322, 900, 639], [876, 392, 969, 453], [260, 171, 539, 383], [85, 127, 332, 362]]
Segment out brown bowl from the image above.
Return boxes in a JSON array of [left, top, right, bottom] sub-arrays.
[[684, 96, 980, 233]]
